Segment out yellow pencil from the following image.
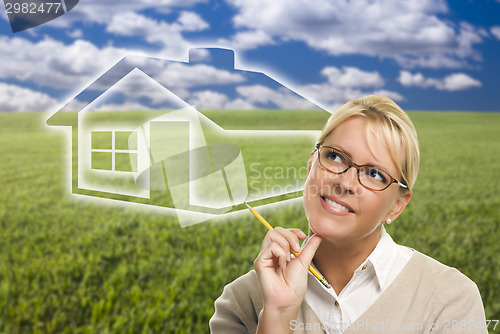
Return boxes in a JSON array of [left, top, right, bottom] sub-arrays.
[[244, 202, 331, 289]]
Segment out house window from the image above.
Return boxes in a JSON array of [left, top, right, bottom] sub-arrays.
[[90, 131, 138, 172]]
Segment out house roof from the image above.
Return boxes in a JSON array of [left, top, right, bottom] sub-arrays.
[[47, 48, 331, 130]]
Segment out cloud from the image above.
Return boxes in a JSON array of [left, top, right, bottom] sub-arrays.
[[67, 29, 83, 39], [177, 11, 210, 31], [491, 26, 500, 40], [0, 9, 212, 101], [225, 0, 485, 68], [83, 62, 386, 111], [218, 30, 275, 51], [188, 90, 229, 109], [398, 71, 482, 91], [106, 11, 208, 57], [187, 90, 255, 109], [22, 0, 208, 27], [150, 62, 246, 98], [0, 36, 133, 89], [294, 66, 401, 109], [298, 85, 404, 111], [0, 34, 239, 94], [236, 85, 318, 109], [0, 82, 58, 111], [82, 61, 248, 111], [321, 66, 384, 88], [90, 68, 186, 108]]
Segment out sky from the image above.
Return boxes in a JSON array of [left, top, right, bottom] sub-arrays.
[[0, 0, 500, 113]]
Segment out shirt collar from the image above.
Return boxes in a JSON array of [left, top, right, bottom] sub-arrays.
[[356, 226, 398, 290], [308, 226, 399, 291]]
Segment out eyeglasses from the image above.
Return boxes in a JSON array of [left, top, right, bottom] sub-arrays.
[[315, 144, 408, 191]]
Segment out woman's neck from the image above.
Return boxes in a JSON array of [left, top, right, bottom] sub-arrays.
[[312, 228, 382, 296]]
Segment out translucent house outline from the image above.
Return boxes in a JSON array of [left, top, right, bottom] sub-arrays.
[[46, 48, 331, 226]]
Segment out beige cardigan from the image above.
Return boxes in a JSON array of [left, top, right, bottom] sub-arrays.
[[210, 251, 487, 333]]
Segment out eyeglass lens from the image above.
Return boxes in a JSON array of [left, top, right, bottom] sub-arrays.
[[318, 147, 392, 190]]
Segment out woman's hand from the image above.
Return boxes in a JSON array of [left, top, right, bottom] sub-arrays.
[[254, 227, 322, 333]]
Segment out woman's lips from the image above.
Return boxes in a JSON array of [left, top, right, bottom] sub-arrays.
[[320, 195, 354, 215]]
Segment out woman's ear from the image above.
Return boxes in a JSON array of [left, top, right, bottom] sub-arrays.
[[385, 191, 412, 224]]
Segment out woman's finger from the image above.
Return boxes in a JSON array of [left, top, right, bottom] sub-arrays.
[[295, 235, 323, 269], [269, 242, 288, 270], [263, 231, 291, 261], [271, 227, 303, 253], [255, 240, 289, 271], [288, 228, 307, 240]]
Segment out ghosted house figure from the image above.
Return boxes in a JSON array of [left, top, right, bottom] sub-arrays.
[[47, 48, 331, 226]]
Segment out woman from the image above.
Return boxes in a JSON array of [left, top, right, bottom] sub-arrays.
[[210, 96, 487, 333]]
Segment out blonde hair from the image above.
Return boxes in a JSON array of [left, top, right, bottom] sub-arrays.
[[317, 95, 420, 191]]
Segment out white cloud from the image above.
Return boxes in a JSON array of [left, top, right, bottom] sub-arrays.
[[398, 71, 434, 88], [154, 62, 246, 91], [82, 61, 248, 110], [0, 9, 212, 105], [0, 35, 239, 94], [177, 11, 210, 31], [188, 90, 229, 109], [106, 11, 208, 36], [106, 11, 208, 57], [0, 34, 246, 112], [25, 0, 208, 27], [398, 71, 482, 91], [67, 29, 83, 39], [440, 73, 482, 91], [95, 68, 183, 107], [218, 30, 275, 51], [236, 85, 319, 109], [226, 0, 485, 68], [297, 84, 404, 111], [321, 67, 384, 88], [491, 26, 500, 40], [293, 66, 401, 109], [0, 36, 133, 89], [0, 82, 58, 111], [187, 90, 255, 110]]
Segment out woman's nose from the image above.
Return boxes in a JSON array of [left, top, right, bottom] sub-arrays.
[[332, 166, 359, 195]]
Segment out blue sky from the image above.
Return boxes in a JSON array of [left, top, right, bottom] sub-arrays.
[[1, 0, 499, 112]]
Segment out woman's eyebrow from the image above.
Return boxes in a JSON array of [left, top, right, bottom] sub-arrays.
[[328, 143, 389, 171], [328, 144, 352, 158]]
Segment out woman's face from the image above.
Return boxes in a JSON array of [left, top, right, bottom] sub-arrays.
[[303, 116, 411, 246]]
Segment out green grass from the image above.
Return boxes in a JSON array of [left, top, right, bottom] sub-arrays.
[[0, 111, 499, 333]]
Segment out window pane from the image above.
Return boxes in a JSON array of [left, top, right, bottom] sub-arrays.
[[115, 131, 137, 150], [91, 152, 112, 170], [91, 131, 112, 150], [115, 153, 137, 172]]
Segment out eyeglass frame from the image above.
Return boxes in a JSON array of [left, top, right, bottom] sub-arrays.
[[314, 144, 408, 191]]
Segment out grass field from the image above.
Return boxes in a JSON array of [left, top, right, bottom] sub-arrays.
[[0, 111, 499, 333]]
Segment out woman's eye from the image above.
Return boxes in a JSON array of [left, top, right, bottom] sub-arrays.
[[367, 168, 388, 183], [326, 151, 342, 163]]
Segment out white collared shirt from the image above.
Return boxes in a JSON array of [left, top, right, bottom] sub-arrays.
[[304, 227, 413, 333]]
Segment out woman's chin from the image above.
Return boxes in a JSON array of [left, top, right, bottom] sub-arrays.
[[308, 216, 349, 240]]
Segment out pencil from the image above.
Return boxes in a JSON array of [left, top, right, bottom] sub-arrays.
[[244, 202, 331, 289]]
